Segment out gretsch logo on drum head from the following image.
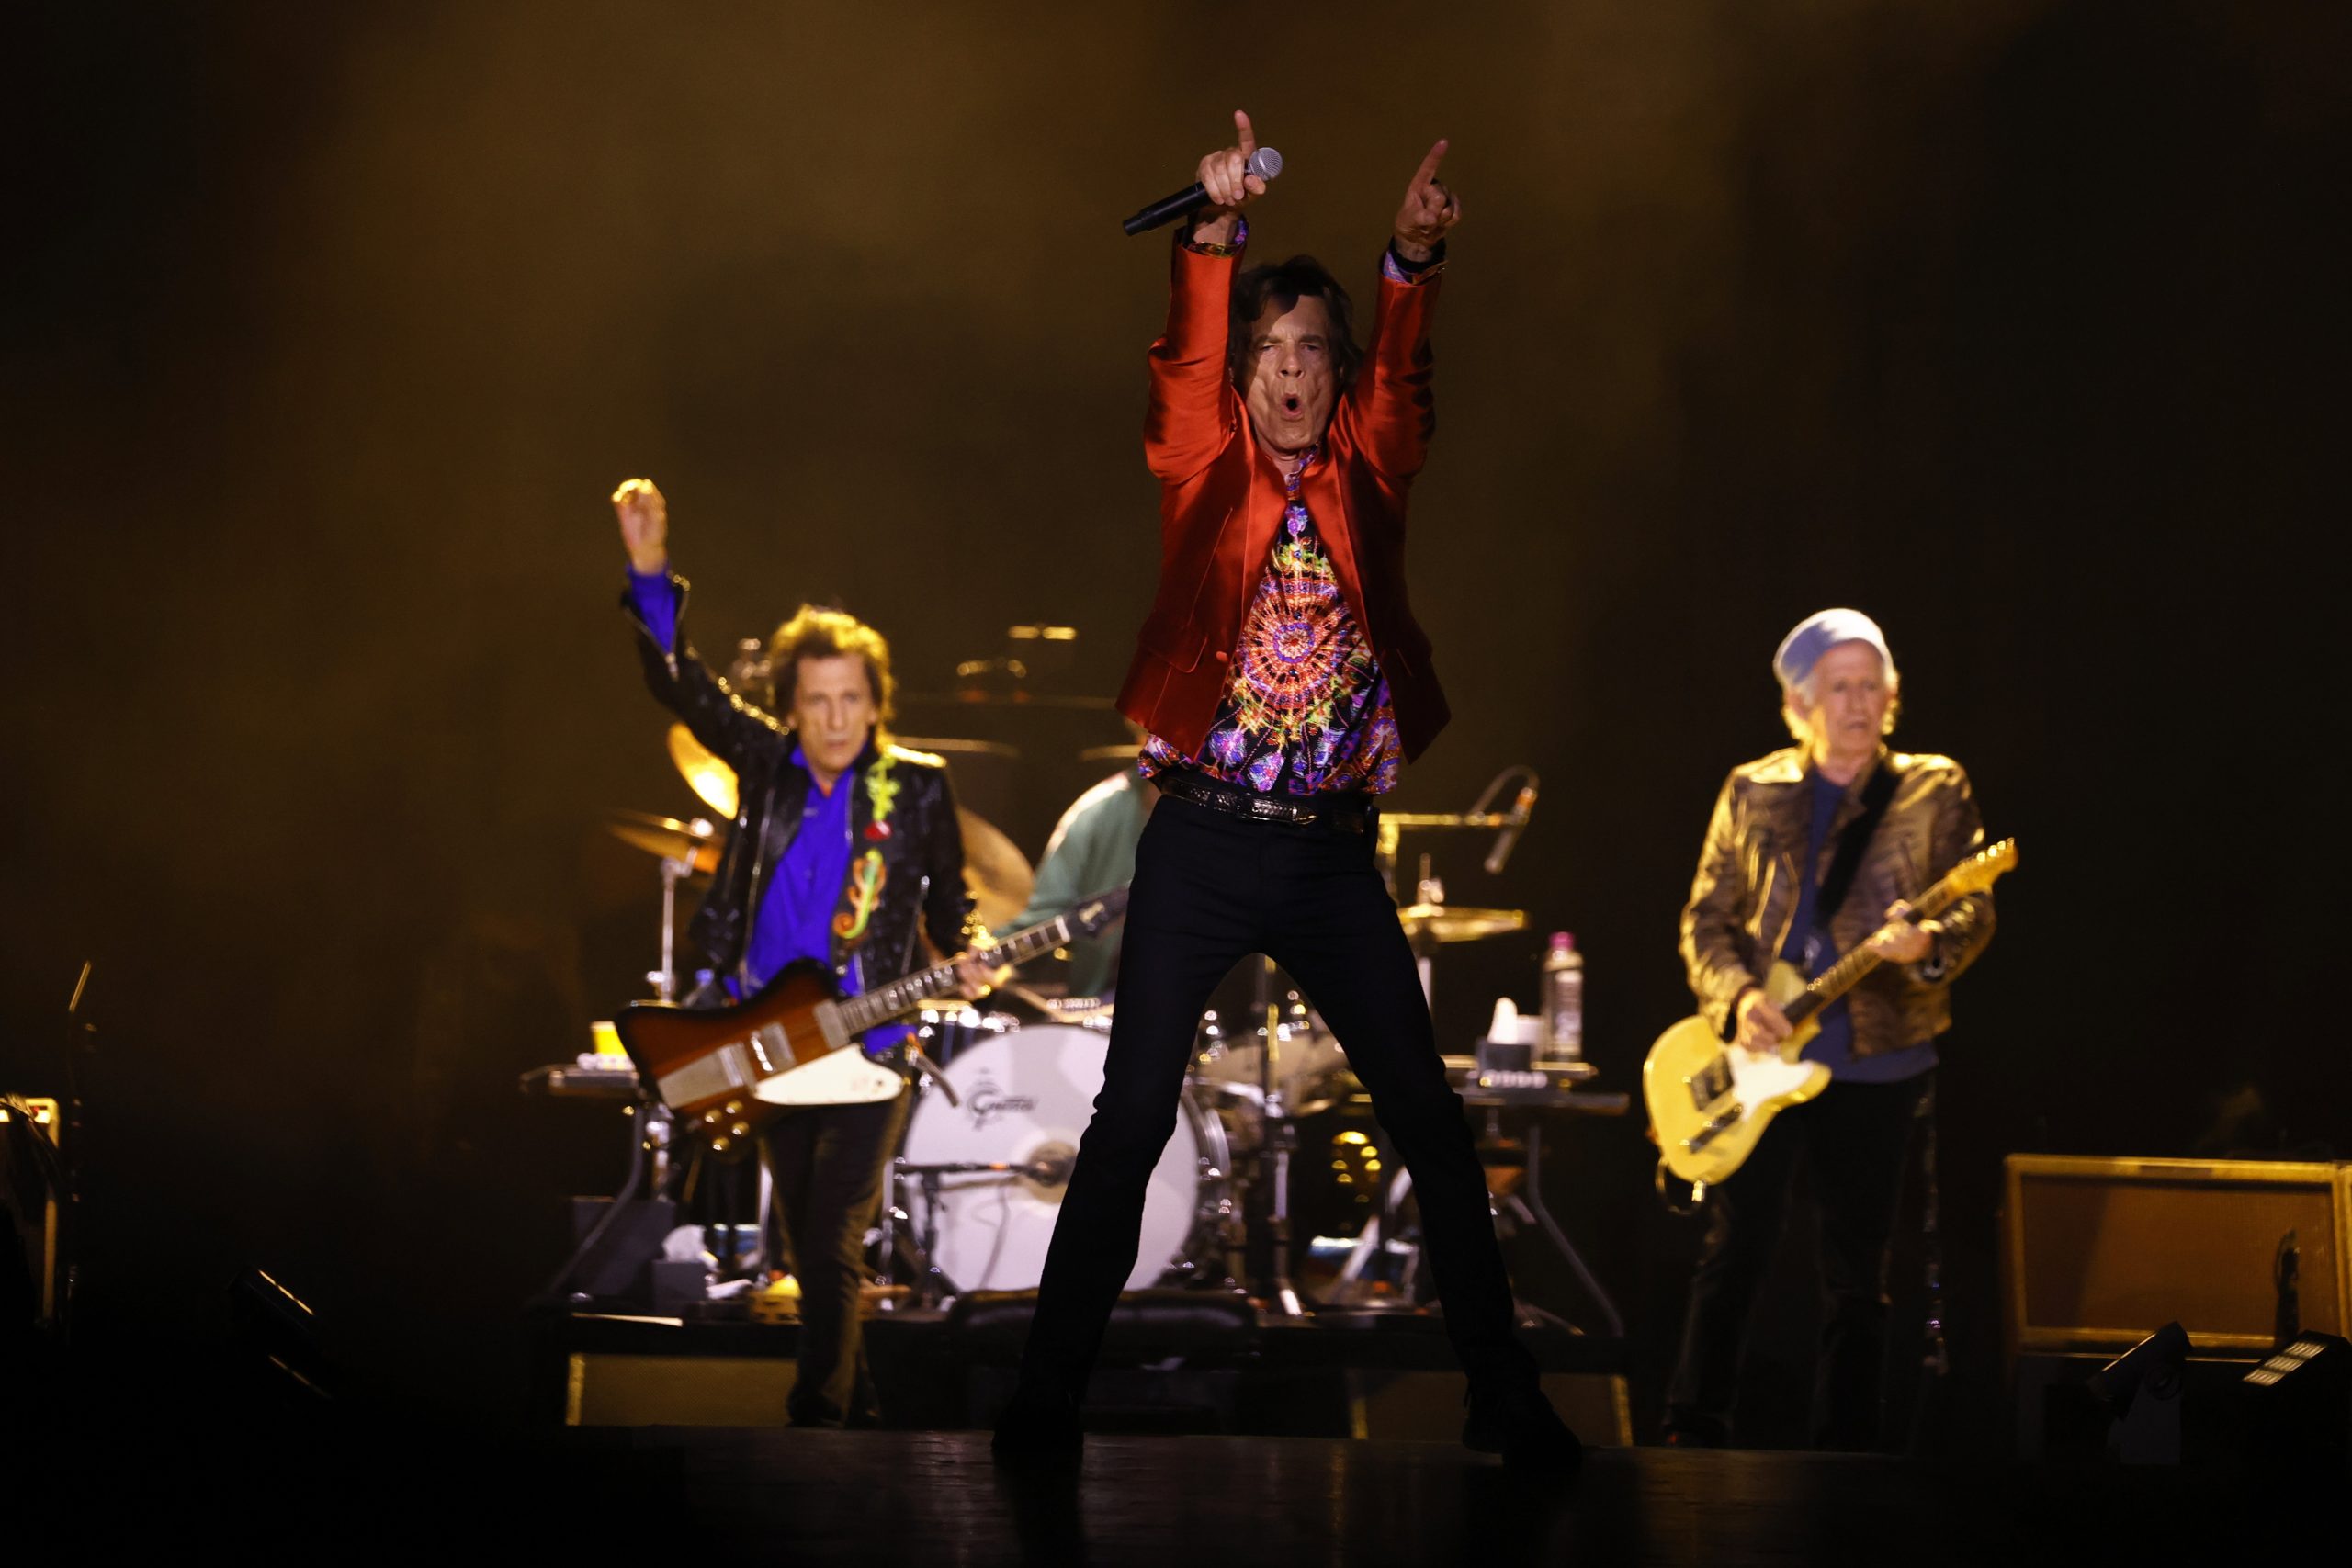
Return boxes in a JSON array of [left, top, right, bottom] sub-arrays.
[[965, 1074, 1037, 1129]]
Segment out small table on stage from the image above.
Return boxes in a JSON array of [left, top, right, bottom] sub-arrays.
[[1329, 1057, 1628, 1339]]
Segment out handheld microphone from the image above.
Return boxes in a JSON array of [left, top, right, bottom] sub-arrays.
[[1123, 147, 1283, 236], [1484, 782, 1539, 874]]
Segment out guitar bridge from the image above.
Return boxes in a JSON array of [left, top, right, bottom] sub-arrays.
[[749, 1026, 782, 1077]]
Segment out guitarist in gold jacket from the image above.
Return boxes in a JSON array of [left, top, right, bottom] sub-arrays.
[[1663, 608, 1995, 1450]]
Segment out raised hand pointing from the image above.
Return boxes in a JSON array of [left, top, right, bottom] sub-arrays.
[[1393, 140, 1462, 263]]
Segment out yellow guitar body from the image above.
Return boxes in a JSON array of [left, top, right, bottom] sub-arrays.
[[1644, 836, 2014, 1189], [1643, 961, 1833, 1187]]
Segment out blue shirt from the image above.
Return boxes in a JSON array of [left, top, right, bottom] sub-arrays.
[[741, 743, 854, 994], [1780, 772, 1936, 1084], [629, 567, 906, 1056]]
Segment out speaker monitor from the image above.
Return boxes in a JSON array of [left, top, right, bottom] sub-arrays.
[[2001, 1156, 2350, 1359]]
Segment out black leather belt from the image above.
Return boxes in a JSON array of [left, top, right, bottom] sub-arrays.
[[1156, 770, 1373, 834]]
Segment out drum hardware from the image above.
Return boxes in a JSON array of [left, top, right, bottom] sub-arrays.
[[1371, 767, 1539, 1004], [1325, 1165, 1423, 1307], [997, 980, 1118, 1030], [895, 735, 1023, 762], [910, 1006, 1019, 1074], [1394, 903, 1531, 946], [904, 1043, 959, 1107], [890, 1156, 1074, 1310], [667, 723, 744, 818], [603, 807, 720, 873], [601, 809, 723, 1001], [891, 1023, 1230, 1299], [1230, 955, 1309, 1318], [1194, 1000, 1351, 1120]]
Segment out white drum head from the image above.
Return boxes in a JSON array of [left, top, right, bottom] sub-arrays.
[[900, 1023, 1206, 1293]]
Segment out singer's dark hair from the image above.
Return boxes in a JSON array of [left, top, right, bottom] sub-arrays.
[[1228, 256, 1363, 393]]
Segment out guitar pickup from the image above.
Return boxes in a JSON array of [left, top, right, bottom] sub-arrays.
[[1684, 1058, 1734, 1110], [1682, 1104, 1744, 1153]]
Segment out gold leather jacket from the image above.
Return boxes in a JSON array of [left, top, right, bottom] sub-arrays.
[[1679, 746, 1995, 1055]]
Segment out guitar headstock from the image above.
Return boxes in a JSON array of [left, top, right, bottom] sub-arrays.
[[1945, 838, 2018, 897], [1069, 886, 1132, 935]]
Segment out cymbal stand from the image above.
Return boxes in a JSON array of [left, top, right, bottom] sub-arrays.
[[632, 842, 699, 1221], [646, 841, 705, 1002], [1252, 955, 1307, 1318], [908, 1166, 952, 1310]]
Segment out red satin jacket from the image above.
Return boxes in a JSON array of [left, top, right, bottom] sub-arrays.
[[1114, 242, 1452, 765]]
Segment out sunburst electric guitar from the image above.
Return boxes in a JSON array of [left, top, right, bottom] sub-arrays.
[[617, 888, 1129, 1121], [1644, 839, 2016, 1188]]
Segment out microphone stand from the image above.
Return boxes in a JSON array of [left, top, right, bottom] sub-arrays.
[[1370, 766, 1538, 893]]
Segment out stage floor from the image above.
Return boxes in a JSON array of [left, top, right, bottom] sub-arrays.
[[26, 1414, 2275, 1563]]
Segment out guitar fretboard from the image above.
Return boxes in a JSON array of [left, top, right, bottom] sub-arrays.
[[832, 893, 1125, 1034], [1781, 867, 1975, 1030]]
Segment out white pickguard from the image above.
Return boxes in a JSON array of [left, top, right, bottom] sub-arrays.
[[752, 1046, 902, 1107], [1724, 1045, 1826, 1109]]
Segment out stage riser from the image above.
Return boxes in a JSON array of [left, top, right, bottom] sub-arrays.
[[562, 1350, 1630, 1444], [1346, 1370, 1634, 1447]]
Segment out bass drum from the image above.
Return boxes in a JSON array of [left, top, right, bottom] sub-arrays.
[[899, 1022, 1228, 1294]]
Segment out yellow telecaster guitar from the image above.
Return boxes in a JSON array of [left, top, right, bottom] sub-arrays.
[[1644, 838, 2017, 1188]]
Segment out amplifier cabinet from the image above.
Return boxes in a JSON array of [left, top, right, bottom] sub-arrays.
[[2001, 1155, 2349, 1359], [1, 1096, 63, 1327]]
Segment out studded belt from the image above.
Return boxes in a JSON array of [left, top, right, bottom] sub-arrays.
[[1155, 769, 1374, 834]]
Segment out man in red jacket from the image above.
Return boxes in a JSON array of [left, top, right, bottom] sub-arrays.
[[996, 113, 1578, 1470]]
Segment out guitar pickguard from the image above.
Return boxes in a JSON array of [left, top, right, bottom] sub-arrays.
[[1724, 1047, 1824, 1112], [753, 1045, 900, 1107]]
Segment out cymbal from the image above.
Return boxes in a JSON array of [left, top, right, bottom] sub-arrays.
[[668, 724, 740, 818], [1396, 904, 1529, 943], [605, 809, 721, 874], [959, 807, 1035, 932], [897, 735, 1023, 761]]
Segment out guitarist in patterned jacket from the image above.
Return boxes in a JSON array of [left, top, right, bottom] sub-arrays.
[[611, 476, 991, 1427], [1663, 607, 1995, 1450]]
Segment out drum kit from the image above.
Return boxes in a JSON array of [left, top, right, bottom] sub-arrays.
[[597, 726, 1543, 1314]]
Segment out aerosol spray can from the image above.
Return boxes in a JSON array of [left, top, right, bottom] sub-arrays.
[[1543, 931, 1584, 1061]]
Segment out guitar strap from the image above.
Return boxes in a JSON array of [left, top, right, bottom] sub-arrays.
[[1813, 758, 1901, 928]]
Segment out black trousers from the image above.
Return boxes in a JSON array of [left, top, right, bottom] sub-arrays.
[[1665, 1070, 1931, 1450], [762, 1091, 910, 1427], [1017, 793, 1539, 1398]]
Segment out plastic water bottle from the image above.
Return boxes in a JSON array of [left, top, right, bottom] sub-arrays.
[[1543, 931, 1584, 1060]]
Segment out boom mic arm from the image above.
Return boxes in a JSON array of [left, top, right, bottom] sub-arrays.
[[1479, 769, 1540, 875]]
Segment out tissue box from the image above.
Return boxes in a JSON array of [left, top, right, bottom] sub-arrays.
[[1476, 1038, 1534, 1073]]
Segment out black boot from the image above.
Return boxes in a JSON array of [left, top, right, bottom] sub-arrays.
[[1463, 1379, 1585, 1474], [991, 1382, 1083, 1458]]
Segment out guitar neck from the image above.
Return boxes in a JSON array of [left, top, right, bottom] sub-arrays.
[[831, 900, 1113, 1035], [1781, 868, 1970, 1027]]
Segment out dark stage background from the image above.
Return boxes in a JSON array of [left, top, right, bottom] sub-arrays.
[[5, 2, 2341, 1438]]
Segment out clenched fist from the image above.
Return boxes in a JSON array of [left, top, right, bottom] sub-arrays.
[[612, 478, 668, 575]]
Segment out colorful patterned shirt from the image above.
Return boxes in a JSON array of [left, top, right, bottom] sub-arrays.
[[1142, 452, 1402, 796]]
